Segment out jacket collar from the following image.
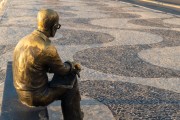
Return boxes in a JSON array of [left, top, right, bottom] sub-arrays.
[[33, 30, 51, 43]]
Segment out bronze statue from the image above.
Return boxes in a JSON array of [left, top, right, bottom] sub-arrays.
[[13, 9, 83, 120]]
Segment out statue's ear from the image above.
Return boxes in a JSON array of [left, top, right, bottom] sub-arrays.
[[52, 24, 56, 31]]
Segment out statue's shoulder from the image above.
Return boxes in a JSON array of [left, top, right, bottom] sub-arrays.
[[14, 34, 32, 50]]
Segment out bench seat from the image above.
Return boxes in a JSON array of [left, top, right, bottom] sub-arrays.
[[1, 62, 49, 120]]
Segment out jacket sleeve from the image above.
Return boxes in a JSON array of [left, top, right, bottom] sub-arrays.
[[43, 45, 71, 75]]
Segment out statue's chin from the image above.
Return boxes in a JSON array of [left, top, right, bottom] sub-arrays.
[[51, 31, 57, 38], [52, 34, 56, 38], [50, 33, 55, 38]]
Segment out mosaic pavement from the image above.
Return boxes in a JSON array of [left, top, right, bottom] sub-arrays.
[[0, 0, 179, 119]]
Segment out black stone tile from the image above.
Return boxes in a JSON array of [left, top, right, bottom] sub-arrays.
[[98, 5, 147, 13], [99, 5, 128, 12], [0, 68, 5, 83], [0, 45, 12, 83], [73, 18, 91, 24], [133, 29, 180, 48], [129, 18, 169, 28], [53, 29, 114, 45], [109, 12, 141, 18], [128, 18, 180, 28], [0, 45, 14, 55], [86, 2, 108, 7], [59, 11, 77, 18], [79, 80, 180, 120], [74, 29, 180, 78], [74, 45, 180, 78], [62, 18, 107, 29]]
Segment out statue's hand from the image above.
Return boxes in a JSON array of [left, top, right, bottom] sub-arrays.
[[65, 61, 81, 77], [74, 63, 81, 71], [72, 62, 81, 78]]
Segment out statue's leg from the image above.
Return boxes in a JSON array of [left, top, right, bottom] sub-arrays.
[[61, 78, 84, 120], [32, 74, 83, 120], [31, 86, 67, 106]]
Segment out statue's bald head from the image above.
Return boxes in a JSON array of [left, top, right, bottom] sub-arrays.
[[37, 9, 59, 31]]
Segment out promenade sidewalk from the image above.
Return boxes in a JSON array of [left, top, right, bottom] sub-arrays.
[[0, 0, 180, 119]]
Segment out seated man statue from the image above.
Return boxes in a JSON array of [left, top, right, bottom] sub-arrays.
[[13, 9, 83, 120]]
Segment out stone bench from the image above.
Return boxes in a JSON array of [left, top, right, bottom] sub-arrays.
[[1, 62, 49, 120]]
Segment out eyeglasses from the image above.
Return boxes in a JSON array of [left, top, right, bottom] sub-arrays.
[[54, 23, 61, 29]]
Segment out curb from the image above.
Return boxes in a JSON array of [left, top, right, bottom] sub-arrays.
[[140, 0, 180, 9], [154, 0, 180, 5], [118, 0, 180, 16]]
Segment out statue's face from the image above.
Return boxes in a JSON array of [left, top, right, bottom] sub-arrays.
[[50, 19, 61, 37]]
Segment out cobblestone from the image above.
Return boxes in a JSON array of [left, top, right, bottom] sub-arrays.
[[0, 0, 179, 119]]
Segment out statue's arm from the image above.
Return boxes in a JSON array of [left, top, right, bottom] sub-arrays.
[[43, 46, 71, 75]]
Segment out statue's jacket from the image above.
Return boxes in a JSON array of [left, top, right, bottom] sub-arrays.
[[13, 30, 70, 99]]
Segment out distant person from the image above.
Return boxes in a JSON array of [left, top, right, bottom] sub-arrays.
[[13, 9, 83, 120]]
